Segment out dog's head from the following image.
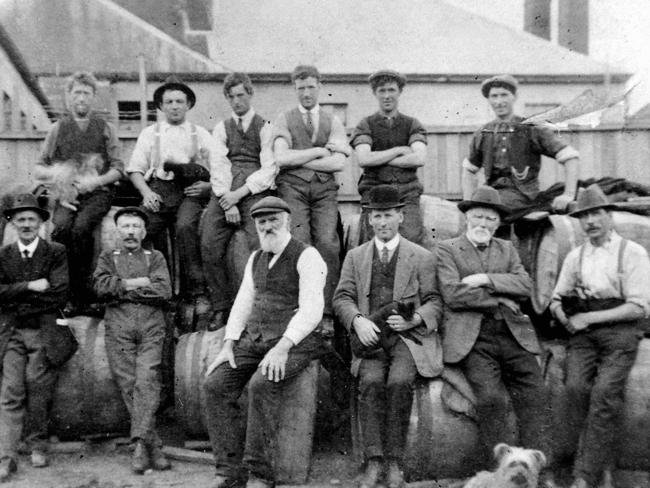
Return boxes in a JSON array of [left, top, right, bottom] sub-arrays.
[[493, 443, 546, 488]]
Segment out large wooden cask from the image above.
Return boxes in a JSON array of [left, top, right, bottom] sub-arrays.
[[174, 330, 320, 484]]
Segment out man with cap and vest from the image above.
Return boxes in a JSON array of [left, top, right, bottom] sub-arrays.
[[201, 72, 277, 329], [272, 64, 351, 334], [127, 76, 224, 323], [37, 71, 124, 315], [0, 193, 75, 481], [550, 184, 650, 488], [351, 70, 428, 245], [93, 206, 172, 474], [333, 184, 441, 488], [436, 186, 555, 486], [462, 74, 580, 214], [202, 195, 327, 488]]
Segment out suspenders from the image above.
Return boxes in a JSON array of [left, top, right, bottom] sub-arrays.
[[576, 238, 628, 297], [145, 123, 199, 181], [112, 250, 152, 274]]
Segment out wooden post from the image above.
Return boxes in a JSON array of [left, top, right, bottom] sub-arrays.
[[138, 54, 147, 131], [11, 83, 20, 133]]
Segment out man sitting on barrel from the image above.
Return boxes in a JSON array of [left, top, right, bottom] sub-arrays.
[[93, 207, 172, 474], [202, 196, 326, 488], [550, 184, 650, 488], [0, 194, 75, 482], [333, 184, 441, 488], [436, 186, 556, 487]]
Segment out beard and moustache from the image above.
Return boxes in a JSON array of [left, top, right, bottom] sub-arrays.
[[259, 227, 289, 254], [467, 225, 494, 245]]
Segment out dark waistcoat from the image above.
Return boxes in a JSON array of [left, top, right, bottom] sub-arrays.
[[52, 114, 110, 172], [225, 113, 265, 190], [368, 245, 399, 314]]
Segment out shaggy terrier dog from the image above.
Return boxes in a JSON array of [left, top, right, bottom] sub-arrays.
[[34, 154, 102, 211], [464, 443, 546, 488]]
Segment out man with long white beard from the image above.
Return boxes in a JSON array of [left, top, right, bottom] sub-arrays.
[[202, 196, 327, 488]]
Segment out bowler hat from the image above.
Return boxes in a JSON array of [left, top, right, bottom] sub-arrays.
[[114, 206, 149, 226], [153, 76, 196, 110], [250, 196, 291, 218], [457, 186, 509, 217], [363, 185, 405, 210], [481, 74, 518, 98], [368, 70, 406, 89], [4, 193, 50, 221], [568, 184, 617, 217]]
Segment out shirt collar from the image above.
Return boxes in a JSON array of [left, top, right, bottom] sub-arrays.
[[374, 234, 400, 252], [465, 232, 491, 249], [231, 108, 256, 125], [18, 237, 39, 257], [160, 120, 191, 131], [584, 230, 620, 255], [298, 104, 320, 115]]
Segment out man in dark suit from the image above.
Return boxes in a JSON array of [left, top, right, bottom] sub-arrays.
[[436, 186, 554, 486], [333, 185, 441, 488], [0, 193, 75, 482]]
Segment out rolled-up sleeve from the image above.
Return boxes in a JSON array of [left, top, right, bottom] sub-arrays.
[[246, 121, 277, 193], [224, 253, 256, 341], [104, 122, 124, 175], [327, 116, 352, 156], [350, 117, 372, 148], [272, 113, 293, 148], [622, 242, 650, 316], [126, 126, 154, 175], [408, 117, 427, 146], [210, 121, 233, 196], [550, 248, 580, 315]]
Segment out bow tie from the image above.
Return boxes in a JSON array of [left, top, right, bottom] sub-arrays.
[[476, 244, 488, 252]]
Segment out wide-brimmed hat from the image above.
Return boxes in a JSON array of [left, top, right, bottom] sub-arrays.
[[250, 196, 291, 218], [363, 185, 405, 210], [569, 184, 617, 217], [114, 206, 149, 226], [481, 74, 518, 98], [4, 193, 50, 221], [368, 70, 406, 89], [457, 186, 509, 217], [153, 76, 196, 109]]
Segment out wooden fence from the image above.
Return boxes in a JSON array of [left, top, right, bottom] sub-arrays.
[[2, 125, 650, 201]]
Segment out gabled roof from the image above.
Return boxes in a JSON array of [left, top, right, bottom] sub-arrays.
[[0, 0, 225, 75], [206, 0, 629, 80]]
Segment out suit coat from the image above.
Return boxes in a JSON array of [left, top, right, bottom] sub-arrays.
[[436, 234, 541, 364], [333, 236, 442, 377]]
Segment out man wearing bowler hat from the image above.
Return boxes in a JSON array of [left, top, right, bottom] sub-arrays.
[[550, 184, 650, 488], [93, 207, 172, 473], [333, 185, 441, 488], [202, 196, 327, 488], [436, 186, 555, 486], [351, 70, 428, 245], [0, 193, 74, 482], [462, 74, 580, 214], [127, 76, 226, 324]]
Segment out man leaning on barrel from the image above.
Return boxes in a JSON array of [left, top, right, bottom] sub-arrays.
[[93, 207, 172, 474], [0, 194, 76, 482], [550, 184, 650, 488], [202, 196, 326, 488]]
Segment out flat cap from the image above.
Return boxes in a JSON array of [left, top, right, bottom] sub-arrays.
[[368, 70, 406, 88], [250, 196, 291, 218], [481, 74, 518, 98], [114, 206, 149, 226]]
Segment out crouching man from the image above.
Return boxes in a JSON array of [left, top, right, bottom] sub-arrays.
[[93, 207, 172, 474], [202, 196, 326, 488]]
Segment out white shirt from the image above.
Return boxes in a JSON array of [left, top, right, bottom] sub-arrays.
[[224, 234, 327, 345], [374, 234, 400, 262], [211, 109, 276, 195], [18, 237, 39, 258]]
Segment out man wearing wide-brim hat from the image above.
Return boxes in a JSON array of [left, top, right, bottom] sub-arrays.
[[334, 185, 441, 488], [436, 186, 556, 486], [351, 69, 428, 245], [462, 73, 580, 215], [127, 76, 227, 323], [550, 184, 650, 488], [0, 193, 76, 482]]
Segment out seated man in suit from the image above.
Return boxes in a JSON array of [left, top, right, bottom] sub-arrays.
[[436, 186, 555, 487], [333, 185, 441, 488], [0, 194, 75, 482]]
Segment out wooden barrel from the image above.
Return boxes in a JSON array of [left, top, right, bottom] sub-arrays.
[[174, 330, 320, 484], [50, 316, 130, 438], [529, 212, 650, 314]]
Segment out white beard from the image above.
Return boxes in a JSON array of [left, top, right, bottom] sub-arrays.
[[258, 229, 288, 254], [467, 226, 493, 244]]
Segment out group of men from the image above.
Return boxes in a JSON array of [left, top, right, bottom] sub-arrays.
[[0, 64, 646, 488]]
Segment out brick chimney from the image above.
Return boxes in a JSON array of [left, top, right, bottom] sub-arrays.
[[524, 0, 551, 40], [558, 0, 589, 54]]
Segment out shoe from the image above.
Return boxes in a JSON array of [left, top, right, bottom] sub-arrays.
[[569, 478, 590, 488], [148, 444, 170, 471], [212, 474, 244, 488], [386, 460, 404, 488], [131, 440, 150, 474], [359, 458, 383, 488], [0, 457, 16, 483], [245, 476, 274, 488], [30, 449, 48, 468]]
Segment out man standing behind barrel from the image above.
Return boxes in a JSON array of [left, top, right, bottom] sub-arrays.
[[333, 185, 441, 488], [0, 194, 75, 482], [550, 184, 650, 488], [93, 207, 172, 474], [351, 70, 428, 245], [202, 196, 326, 488]]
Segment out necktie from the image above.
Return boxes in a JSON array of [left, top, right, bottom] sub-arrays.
[[381, 246, 389, 264], [22, 249, 30, 259], [476, 244, 488, 252], [237, 117, 244, 133], [305, 112, 314, 137]]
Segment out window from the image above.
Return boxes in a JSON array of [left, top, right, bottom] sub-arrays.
[[117, 101, 156, 131]]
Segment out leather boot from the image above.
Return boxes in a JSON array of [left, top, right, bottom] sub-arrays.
[[131, 440, 149, 474]]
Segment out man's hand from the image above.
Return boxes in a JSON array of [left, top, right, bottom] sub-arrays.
[[205, 340, 237, 376], [74, 175, 102, 194], [462, 273, 490, 288], [552, 193, 574, 212], [219, 191, 242, 210], [353, 316, 380, 347], [566, 313, 591, 334], [224, 206, 241, 225], [497, 296, 521, 314], [551, 306, 570, 327], [184, 181, 211, 198], [124, 277, 152, 291], [27, 278, 50, 292], [387, 314, 417, 332], [315, 147, 332, 159], [142, 189, 162, 212], [259, 339, 292, 382], [325, 141, 348, 155]]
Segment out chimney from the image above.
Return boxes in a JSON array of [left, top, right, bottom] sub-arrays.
[[558, 0, 589, 54], [524, 0, 551, 40]]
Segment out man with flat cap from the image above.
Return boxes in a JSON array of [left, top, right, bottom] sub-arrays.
[[462, 74, 580, 215], [0, 193, 75, 481], [93, 206, 172, 474], [351, 70, 428, 245], [550, 184, 650, 488], [202, 196, 327, 488], [128, 76, 226, 323], [436, 186, 555, 486], [334, 184, 441, 488]]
